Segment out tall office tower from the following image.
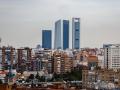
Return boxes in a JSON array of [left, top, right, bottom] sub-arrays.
[[54, 20, 69, 50], [42, 30, 52, 49], [104, 44, 120, 69], [72, 18, 80, 49]]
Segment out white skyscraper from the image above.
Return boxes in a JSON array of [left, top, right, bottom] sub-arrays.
[[72, 18, 80, 49], [54, 19, 69, 50], [104, 44, 120, 69]]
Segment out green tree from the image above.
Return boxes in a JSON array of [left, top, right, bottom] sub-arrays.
[[35, 72, 41, 81], [0, 79, 3, 84], [29, 74, 34, 80], [52, 69, 82, 81], [39, 76, 45, 82]]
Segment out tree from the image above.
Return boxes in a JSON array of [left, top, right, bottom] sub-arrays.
[[0, 79, 3, 84], [39, 76, 45, 82], [35, 72, 41, 81], [52, 69, 82, 82], [29, 74, 34, 80]]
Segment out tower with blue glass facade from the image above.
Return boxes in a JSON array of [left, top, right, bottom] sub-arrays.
[[42, 30, 52, 49], [72, 18, 80, 49], [54, 20, 69, 50]]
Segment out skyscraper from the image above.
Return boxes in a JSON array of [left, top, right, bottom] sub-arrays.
[[54, 20, 69, 50], [72, 18, 80, 49], [42, 30, 52, 49]]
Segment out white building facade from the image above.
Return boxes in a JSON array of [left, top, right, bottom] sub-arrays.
[[72, 18, 80, 49], [104, 44, 120, 69]]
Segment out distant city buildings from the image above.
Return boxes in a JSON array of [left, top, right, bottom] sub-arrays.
[[1, 17, 120, 89], [72, 18, 80, 49], [41, 18, 80, 50], [0, 46, 16, 70], [0, 45, 120, 88], [53, 50, 73, 74], [104, 44, 120, 69], [17, 47, 32, 71], [54, 20, 69, 50], [0, 45, 118, 73], [33, 49, 53, 73], [0, 15, 120, 89], [82, 68, 120, 89], [42, 30, 52, 49]]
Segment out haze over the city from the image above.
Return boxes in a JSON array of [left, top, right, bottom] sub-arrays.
[[0, 0, 120, 48]]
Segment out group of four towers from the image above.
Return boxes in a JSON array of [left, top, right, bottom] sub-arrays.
[[42, 18, 80, 50]]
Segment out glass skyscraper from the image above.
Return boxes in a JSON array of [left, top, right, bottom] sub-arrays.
[[72, 18, 80, 49], [54, 20, 69, 50], [42, 30, 52, 49]]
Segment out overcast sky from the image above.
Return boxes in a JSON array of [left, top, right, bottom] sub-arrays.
[[0, 0, 120, 48]]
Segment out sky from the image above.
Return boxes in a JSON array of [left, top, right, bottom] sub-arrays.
[[0, 0, 120, 49]]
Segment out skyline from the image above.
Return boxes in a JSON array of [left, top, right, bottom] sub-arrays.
[[0, 0, 120, 48]]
